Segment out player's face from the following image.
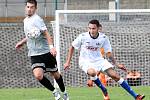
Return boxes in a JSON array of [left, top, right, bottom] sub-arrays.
[[25, 3, 37, 17], [88, 24, 99, 36]]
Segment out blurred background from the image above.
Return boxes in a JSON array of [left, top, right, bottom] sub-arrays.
[[1, 0, 150, 22]]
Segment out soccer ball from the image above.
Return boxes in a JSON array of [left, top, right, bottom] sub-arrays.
[[87, 80, 93, 87], [27, 27, 41, 39]]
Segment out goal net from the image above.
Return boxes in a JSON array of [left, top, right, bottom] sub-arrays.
[[53, 9, 150, 87]]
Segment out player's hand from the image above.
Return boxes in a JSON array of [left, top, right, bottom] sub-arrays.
[[15, 42, 23, 50], [64, 62, 70, 71], [50, 47, 57, 57], [116, 63, 127, 72]]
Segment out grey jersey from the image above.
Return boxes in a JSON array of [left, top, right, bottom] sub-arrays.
[[24, 13, 50, 56]]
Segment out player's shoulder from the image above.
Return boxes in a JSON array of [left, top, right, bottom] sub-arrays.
[[99, 32, 108, 39], [34, 14, 43, 21], [23, 16, 28, 22], [80, 32, 89, 36], [77, 32, 89, 39]]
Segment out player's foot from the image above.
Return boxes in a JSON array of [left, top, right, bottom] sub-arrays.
[[52, 89, 61, 100], [102, 92, 110, 100], [136, 94, 145, 100], [62, 92, 69, 100]]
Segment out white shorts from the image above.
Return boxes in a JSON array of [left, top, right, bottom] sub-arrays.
[[79, 59, 114, 74]]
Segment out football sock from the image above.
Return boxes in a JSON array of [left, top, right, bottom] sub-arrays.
[[55, 75, 65, 92], [93, 76, 107, 95], [118, 78, 138, 98], [39, 76, 55, 91]]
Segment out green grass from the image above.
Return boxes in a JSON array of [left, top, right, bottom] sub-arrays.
[[0, 86, 149, 100]]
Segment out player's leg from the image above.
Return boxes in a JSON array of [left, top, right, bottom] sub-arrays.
[[33, 68, 61, 100], [45, 53, 69, 100], [98, 72, 107, 86], [31, 55, 55, 91], [87, 68, 110, 100], [51, 71, 69, 100], [105, 68, 145, 99], [87, 68, 107, 94], [51, 71, 65, 92], [31, 53, 61, 100], [33, 67, 55, 91]]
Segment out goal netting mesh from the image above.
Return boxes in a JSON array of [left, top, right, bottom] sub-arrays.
[[53, 9, 150, 87]]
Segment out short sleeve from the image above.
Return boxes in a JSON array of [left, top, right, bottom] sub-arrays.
[[35, 17, 47, 32], [72, 34, 82, 50], [102, 36, 112, 53]]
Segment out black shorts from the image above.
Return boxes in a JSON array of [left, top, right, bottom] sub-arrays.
[[30, 52, 58, 72]]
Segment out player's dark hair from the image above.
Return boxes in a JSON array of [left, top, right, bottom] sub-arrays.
[[89, 19, 102, 27], [26, 0, 37, 8]]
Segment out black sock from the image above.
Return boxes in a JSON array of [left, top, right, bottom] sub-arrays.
[[39, 76, 55, 91], [55, 75, 65, 92]]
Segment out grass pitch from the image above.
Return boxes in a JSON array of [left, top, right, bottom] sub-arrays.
[[0, 86, 149, 100]]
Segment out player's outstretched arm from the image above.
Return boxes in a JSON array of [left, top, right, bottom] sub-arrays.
[[15, 37, 27, 50], [106, 52, 127, 72], [64, 46, 74, 70]]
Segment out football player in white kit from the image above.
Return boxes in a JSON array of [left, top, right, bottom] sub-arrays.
[[64, 19, 145, 100]]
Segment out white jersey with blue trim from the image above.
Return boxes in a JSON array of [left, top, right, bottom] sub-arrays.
[[72, 32, 112, 63]]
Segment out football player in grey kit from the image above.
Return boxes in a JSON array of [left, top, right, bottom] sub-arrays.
[[15, 0, 69, 100]]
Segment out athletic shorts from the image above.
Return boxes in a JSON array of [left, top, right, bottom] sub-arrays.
[[79, 59, 114, 74], [30, 52, 58, 72]]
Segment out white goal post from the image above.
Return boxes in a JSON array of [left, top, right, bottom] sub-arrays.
[[54, 9, 150, 87]]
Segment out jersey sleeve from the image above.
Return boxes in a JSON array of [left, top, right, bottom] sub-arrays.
[[102, 36, 112, 53], [72, 34, 82, 50], [35, 16, 47, 32]]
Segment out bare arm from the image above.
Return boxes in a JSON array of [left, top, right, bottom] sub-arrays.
[[64, 46, 75, 70], [106, 52, 116, 65], [15, 37, 27, 49], [43, 30, 56, 56], [43, 30, 53, 45], [106, 52, 127, 72]]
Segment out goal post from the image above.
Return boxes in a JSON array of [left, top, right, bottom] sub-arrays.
[[54, 9, 150, 87]]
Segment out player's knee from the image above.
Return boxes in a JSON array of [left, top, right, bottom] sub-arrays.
[[33, 72, 43, 80], [32, 67, 44, 80], [87, 68, 97, 77]]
